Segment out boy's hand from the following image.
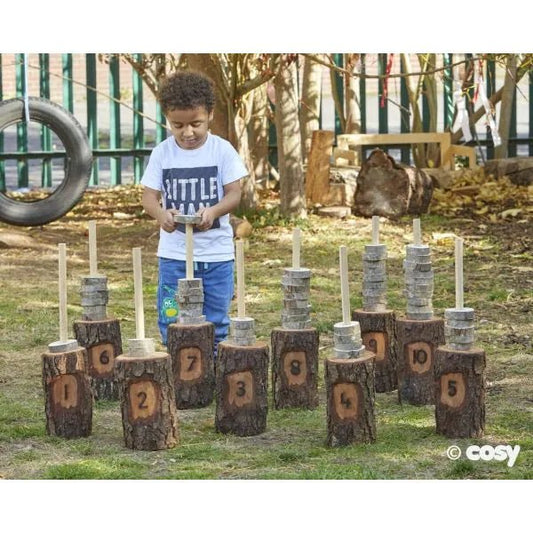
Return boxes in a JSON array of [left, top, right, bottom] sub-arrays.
[[158, 208, 179, 233], [196, 207, 216, 231]]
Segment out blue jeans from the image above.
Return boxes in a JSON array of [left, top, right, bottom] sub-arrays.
[[157, 258, 234, 349]]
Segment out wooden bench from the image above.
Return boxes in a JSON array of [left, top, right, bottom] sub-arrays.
[[334, 132, 477, 169]]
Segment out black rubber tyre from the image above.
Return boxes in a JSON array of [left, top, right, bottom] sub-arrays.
[[0, 97, 92, 226]]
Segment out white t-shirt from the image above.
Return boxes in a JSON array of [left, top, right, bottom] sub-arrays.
[[141, 132, 247, 262]]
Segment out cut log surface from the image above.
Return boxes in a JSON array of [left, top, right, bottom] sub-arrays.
[[271, 327, 319, 409], [434, 346, 486, 438], [115, 352, 179, 451], [353, 310, 397, 393], [73, 318, 123, 401], [167, 322, 215, 409], [42, 347, 93, 438], [325, 353, 376, 446], [396, 317, 445, 405], [354, 149, 433, 218], [215, 341, 269, 436]]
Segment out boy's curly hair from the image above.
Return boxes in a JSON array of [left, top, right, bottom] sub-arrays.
[[158, 71, 216, 114]]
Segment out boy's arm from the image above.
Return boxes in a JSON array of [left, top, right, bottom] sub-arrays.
[[142, 186, 179, 233], [196, 179, 243, 231]]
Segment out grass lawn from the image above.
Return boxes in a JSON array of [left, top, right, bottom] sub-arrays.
[[0, 183, 531, 482]]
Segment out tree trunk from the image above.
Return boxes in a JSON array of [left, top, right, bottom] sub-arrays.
[[115, 352, 179, 450], [249, 84, 270, 183], [344, 54, 361, 135], [420, 54, 440, 166], [325, 353, 376, 446], [354, 148, 433, 218], [305, 130, 334, 204], [352, 310, 398, 393], [396, 317, 445, 405], [494, 54, 518, 159], [274, 54, 306, 219], [300, 55, 323, 162], [215, 341, 269, 436], [42, 347, 93, 439], [434, 346, 486, 438], [73, 318, 123, 401], [167, 321, 215, 409], [271, 327, 319, 409]]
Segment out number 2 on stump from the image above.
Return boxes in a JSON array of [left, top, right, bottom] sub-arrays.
[[128, 380, 159, 421], [440, 373, 466, 408], [333, 383, 359, 420]]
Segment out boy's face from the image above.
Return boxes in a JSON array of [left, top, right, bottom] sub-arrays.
[[166, 106, 213, 150]]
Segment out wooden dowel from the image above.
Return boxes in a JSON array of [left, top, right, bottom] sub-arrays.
[[339, 246, 351, 324], [292, 227, 301, 269], [413, 218, 422, 245], [236, 240, 245, 318], [455, 237, 464, 309], [372, 216, 379, 245], [185, 224, 194, 280], [132, 247, 145, 339], [58, 243, 68, 342], [88, 220, 97, 276]]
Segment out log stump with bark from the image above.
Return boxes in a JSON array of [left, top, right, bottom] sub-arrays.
[[434, 346, 486, 438], [271, 327, 319, 409], [396, 317, 445, 405], [167, 321, 215, 409], [42, 345, 93, 439], [114, 352, 179, 450], [485, 156, 533, 186], [73, 318, 123, 401], [354, 149, 433, 218], [215, 341, 269, 436], [325, 353, 376, 446], [352, 310, 397, 393]]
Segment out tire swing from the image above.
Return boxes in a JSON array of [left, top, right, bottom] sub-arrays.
[[0, 97, 92, 226]]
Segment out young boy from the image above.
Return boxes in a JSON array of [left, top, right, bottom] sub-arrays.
[[141, 71, 248, 349]]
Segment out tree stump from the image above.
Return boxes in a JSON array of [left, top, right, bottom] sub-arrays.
[[354, 148, 433, 218], [167, 321, 215, 409], [42, 345, 93, 438], [215, 341, 269, 436], [434, 346, 486, 438], [73, 318, 122, 401], [325, 353, 376, 447], [396, 317, 445, 405], [271, 327, 319, 409], [114, 352, 179, 450], [352, 309, 397, 393]]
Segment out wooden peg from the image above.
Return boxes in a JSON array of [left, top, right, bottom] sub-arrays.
[[339, 246, 351, 325], [132, 247, 145, 340], [455, 236, 464, 309], [372, 216, 380, 245], [413, 219, 422, 245], [88, 220, 98, 276], [236, 239, 246, 318], [292, 228, 301, 269]]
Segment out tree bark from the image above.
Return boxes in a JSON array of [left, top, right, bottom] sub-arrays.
[[305, 130, 335, 204], [494, 54, 518, 160], [434, 346, 486, 438], [300, 55, 323, 162], [215, 341, 269, 436], [344, 54, 361, 135], [73, 318, 123, 401], [352, 310, 398, 393], [167, 321, 215, 409], [354, 148, 433, 218], [325, 353, 377, 446], [271, 327, 319, 409], [249, 84, 270, 183], [274, 54, 306, 218], [42, 347, 93, 439], [396, 317, 445, 405], [115, 352, 179, 450]]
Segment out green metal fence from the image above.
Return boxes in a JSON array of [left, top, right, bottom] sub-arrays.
[[1, 53, 532, 192]]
